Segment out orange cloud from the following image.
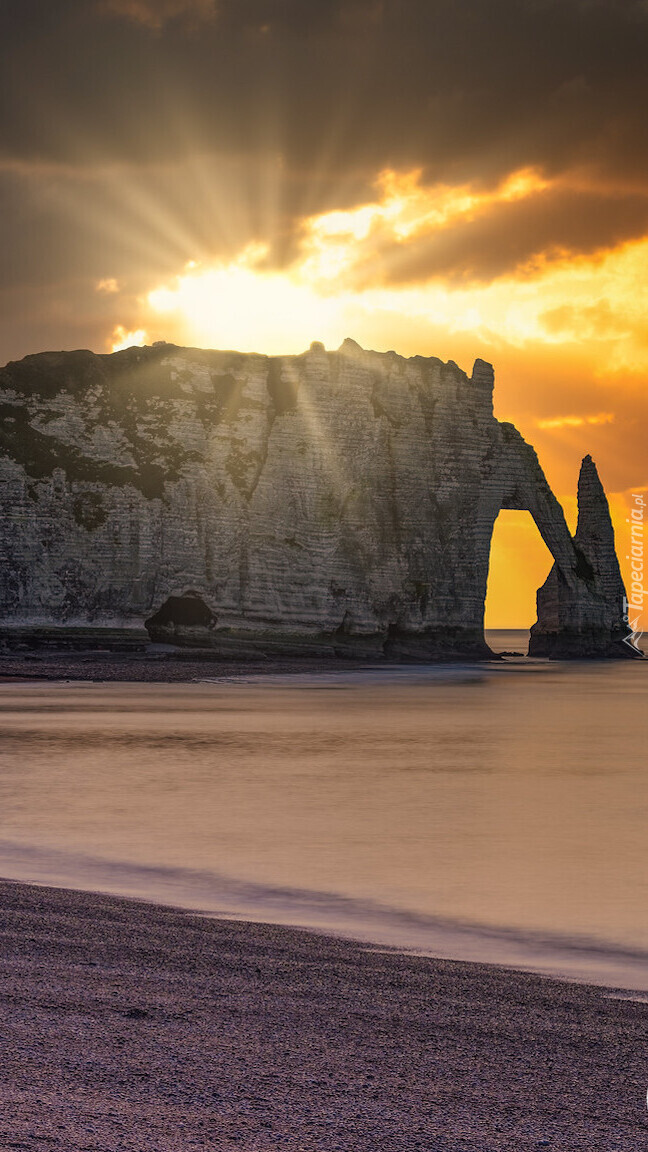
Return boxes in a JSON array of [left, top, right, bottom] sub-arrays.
[[536, 412, 615, 430], [133, 169, 648, 378]]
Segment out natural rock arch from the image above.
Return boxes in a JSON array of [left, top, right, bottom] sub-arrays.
[[475, 430, 631, 657], [0, 339, 637, 659], [483, 510, 553, 635]]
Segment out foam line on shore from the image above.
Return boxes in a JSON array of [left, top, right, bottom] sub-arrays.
[[2, 838, 647, 994]]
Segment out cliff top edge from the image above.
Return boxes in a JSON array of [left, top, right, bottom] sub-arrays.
[[0, 339, 493, 390]]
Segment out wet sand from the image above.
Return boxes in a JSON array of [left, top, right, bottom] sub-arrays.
[[0, 652, 399, 682], [0, 879, 646, 1151]]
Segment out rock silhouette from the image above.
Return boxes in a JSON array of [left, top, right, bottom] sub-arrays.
[[0, 339, 633, 658]]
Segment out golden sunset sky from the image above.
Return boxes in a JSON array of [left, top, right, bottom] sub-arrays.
[[1, 0, 646, 629]]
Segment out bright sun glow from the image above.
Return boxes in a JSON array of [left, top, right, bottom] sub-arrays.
[[121, 166, 648, 372], [147, 246, 344, 354], [111, 325, 149, 351]]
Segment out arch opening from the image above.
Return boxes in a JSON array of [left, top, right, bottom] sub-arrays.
[[484, 510, 554, 656]]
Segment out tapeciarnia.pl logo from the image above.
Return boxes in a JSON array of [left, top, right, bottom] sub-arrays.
[[622, 493, 645, 654]]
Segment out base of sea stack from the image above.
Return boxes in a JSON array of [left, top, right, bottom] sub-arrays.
[[528, 627, 641, 659], [0, 879, 646, 1151]]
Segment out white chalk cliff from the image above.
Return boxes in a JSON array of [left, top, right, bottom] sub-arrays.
[[0, 339, 632, 657]]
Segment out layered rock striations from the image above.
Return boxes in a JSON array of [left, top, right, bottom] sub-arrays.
[[529, 456, 630, 657], [0, 339, 633, 658]]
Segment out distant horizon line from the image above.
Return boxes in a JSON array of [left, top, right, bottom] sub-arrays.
[[484, 626, 533, 632]]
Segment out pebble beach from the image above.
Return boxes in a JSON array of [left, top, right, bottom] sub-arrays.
[[1, 879, 646, 1151]]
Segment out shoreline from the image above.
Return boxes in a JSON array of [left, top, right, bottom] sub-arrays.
[[0, 629, 532, 682], [0, 652, 496, 683], [0, 652, 400, 683], [2, 644, 641, 683], [3, 844, 648, 997], [1, 878, 646, 1150]]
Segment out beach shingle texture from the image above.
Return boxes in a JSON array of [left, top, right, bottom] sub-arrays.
[[0, 340, 630, 658], [0, 879, 646, 1151]]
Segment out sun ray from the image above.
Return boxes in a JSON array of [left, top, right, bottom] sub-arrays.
[[121, 166, 648, 374]]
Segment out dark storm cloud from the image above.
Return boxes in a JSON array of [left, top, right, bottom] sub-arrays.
[[102, 0, 218, 30], [2, 0, 648, 182], [2, 0, 648, 360]]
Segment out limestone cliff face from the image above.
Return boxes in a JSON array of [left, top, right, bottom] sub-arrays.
[[529, 456, 630, 658], [0, 339, 631, 658]]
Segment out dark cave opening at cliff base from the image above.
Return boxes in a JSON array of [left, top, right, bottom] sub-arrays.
[[484, 510, 554, 656], [145, 592, 216, 643]]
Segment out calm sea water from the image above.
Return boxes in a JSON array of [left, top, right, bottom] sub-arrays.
[[1, 633, 647, 991]]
